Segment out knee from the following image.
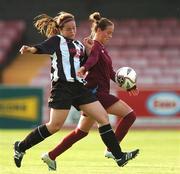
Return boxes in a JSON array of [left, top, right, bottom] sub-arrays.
[[131, 111, 136, 121], [127, 111, 136, 123], [75, 128, 89, 137], [46, 123, 61, 134], [98, 114, 110, 126]]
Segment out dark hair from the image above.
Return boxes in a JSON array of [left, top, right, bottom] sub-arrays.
[[34, 12, 74, 38], [89, 12, 113, 37]]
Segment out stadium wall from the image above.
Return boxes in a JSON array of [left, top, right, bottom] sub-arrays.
[[0, 0, 180, 43], [0, 86, 43, 128], [117, 89, 180, 129]]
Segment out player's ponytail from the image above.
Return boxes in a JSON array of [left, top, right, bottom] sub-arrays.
[[89, 12, 101, 23], [89, 11, 113, 38], [34, 14, 59, 38], [89, 12, 101, 38]]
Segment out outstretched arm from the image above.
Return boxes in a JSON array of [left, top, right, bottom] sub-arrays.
[[19, 36, 60, 55], [19, 45, 37, 54]]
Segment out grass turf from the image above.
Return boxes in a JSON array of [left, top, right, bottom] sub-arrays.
[[0, 129, 179, 174]]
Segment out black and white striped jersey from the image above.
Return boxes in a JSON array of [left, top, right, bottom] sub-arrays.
[[34, 35, 87, 85]]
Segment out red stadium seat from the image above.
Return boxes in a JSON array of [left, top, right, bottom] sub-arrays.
[[126, 36, 146, 47], [161, 48, 180, 58], [0, 37, 12, 51], [141, 48, 161, 58], [0, 21, 5, 29], [172, 28, 180, 35], [0, 20, 26, 66], [146, 35, 166, 47], [118, 19, 139, 28], [165, 36, 180, 47], [114, 27, 132, 36], [160, 18, 178, 27], [152, 27, 172, 35], [5, 20, 26, 33], [108, 36, 127, 47], [132, 27, 152, 36], [139, 19, 159, 27]]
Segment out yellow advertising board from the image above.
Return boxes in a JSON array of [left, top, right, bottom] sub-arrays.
[[0, 96, 38, 121], [0, 86, 43, 128]]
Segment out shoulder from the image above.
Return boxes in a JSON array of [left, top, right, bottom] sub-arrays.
[[56, 35, 64, 40], [92, 41, 101, 52], [93, 41, 101, 49], [45, 35, 61, 43]]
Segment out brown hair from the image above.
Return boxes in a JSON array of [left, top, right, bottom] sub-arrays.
[[34, 12, 74, 38], [89, 12, 113, 38], [54, 11, 74, 28]]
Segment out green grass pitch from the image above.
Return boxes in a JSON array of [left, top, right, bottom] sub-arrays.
[[0, 129, 179, 174]]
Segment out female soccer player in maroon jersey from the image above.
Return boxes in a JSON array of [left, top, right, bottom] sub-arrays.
[[41, 12, 139, 170], [13, 12, 133, 170]]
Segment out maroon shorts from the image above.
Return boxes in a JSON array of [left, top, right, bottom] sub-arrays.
[[81, 92, 119, 117], [97, 92, 119, 109], [74, 90, 119, 112]]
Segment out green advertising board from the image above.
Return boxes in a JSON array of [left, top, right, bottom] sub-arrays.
[[0, 86, 43, 128]]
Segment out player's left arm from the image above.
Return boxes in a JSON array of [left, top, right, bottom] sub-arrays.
[[128, 86, 139, 96], [77, 45, 100, 77], [110, 65, 116, 82], [83, 37, 94, 56]]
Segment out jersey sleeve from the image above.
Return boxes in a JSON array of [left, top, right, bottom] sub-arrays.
[[80, 51, 88, 66], [110, 67, 116, 82], [34, 36, 60, 55], [83, 44, 100, 71]]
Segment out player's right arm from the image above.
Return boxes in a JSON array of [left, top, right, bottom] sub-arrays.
[[19, 45, 37, 54], [19, 36, 60, 55]]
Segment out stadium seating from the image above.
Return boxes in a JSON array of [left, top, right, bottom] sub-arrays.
[[3, 18, 180, 88], [0, 20, 25, 65], [2, 18, 180, 114], [2, 53, 49, 85]]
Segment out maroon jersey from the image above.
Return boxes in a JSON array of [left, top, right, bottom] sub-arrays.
[[83, 40, 116, 93], [83, 40, 119, 109]]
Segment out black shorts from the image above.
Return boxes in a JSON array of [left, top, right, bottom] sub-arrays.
[[48, 81, 97, 109]]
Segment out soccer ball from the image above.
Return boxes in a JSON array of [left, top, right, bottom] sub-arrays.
[[115, 67, 137, 90]]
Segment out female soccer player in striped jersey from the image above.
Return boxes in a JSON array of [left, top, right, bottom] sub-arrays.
[[13, 11, 134, 170], [42, 12, 139, 171]]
